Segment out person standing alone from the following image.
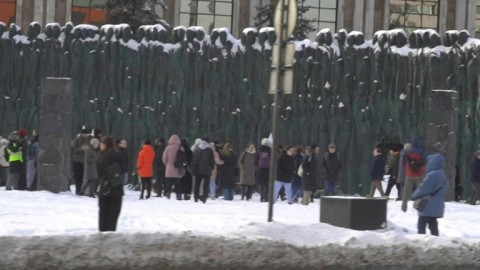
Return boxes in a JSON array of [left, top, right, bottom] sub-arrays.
[[137, 140, 155, 200]]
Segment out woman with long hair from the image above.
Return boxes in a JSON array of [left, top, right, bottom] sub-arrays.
[[238, 142, 256, 200], [219, 142, 238, 200], [97, 136, 123, 232]]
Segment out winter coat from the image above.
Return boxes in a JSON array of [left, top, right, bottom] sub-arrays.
[[219, 153, 238, 189], [470, 157, 480, 183], [302, 154, 317, 191], [71, 135, 91, 163], [276, 152, 295, 183], [162, 135, 184, 178], [238, 151, 255, 186], [255, 145, 271, 185], [83, 145, 98, 180], [5, 140, 24, 173], [190, 141, 215, 176], [137, 144, 155, 178], [27, 137, 39, 161], [402, 138, 426, 177], [412, 154, 448, 218], [97, 150, 124, 197], [117, 147, 129, 174], [0, 139, 9, 167], [371, 154, 386, 181], [210, 149, 224, 180], [385, 153, 400, 181], [154, 144, 166, 177], [322, 152, 341, 182]]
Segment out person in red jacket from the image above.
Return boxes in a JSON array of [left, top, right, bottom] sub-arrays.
[[137, 140, 155, 200]]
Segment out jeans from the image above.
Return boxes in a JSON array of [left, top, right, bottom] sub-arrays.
[[122, 172, 129, 186], [325, 181, 336, 196], [418, 216, 439, 236], [222, 188, 234, 200], [274, 181, 292, 203], [140, 177, 152, 199], [209, 179, 216, 199], [291, 176, 303, 200]]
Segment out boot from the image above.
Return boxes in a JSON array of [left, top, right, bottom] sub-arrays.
[[176, 193, 183, 200], [303, 191, 311, 205], [184, 194, 191, 201], [165, 192, 171, 199]]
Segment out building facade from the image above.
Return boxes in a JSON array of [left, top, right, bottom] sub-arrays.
[[1, 0, 479, 39]]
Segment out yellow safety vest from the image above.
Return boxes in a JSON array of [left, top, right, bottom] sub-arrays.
[[7, 144, 23, 162]]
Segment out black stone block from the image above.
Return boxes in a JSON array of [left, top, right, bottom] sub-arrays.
[[320, 197, 387, 230]]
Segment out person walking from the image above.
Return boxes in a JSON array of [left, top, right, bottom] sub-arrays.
[[274, 146, 295, 204], [469, 150, 480, 205], [411, 153, 448, 236], [97, 136, 123, 232], [219, 142, 238, 201], [368, 147, 386, 198], [238, 142, 256, 200], [71, 128, 91, 195], [162, 135, 185, 200], [80, 138, 100, 197], [385, 145, 402, 199], [292, 146, 305, 203], [301, 145, 317, 205], [137, 140, 155, 200]]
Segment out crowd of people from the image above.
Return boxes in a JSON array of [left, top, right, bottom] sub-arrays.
[[3, 127, 480, 236]]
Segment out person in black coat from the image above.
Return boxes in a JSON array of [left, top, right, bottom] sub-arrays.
[[97, 136, 123, 232], [301, 145, 317, 205], [180, 138, 193, 200], [255, 138, 272, 202], [368, 147, 386, 198], [219, 142, 238, 200], [153, 137, 166, 197], [116, 139, 129, 186], [469, 150, 480, 205], [190, 139, 215, 203], [322, 143, 341, 196], [274, 146, 295, 204]]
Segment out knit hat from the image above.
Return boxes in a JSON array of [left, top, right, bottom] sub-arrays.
[[261, 138, 271, 147], [18, 128, 27, 138], [328, 143, 336, 149]]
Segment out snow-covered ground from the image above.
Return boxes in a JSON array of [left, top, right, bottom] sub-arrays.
[[1, 185, 480, 269]]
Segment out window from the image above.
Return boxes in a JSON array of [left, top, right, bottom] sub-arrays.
[[476, 0, 480, 38], [179, 0, 233, 34], [0, 0, 15, 25], [301, 0, 337, 40], [389, 0, 439, 35], [72, 0, 107, 26]]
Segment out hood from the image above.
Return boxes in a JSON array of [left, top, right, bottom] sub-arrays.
[[426, 153, 445, 172], [142, 144, 154, 153], [168, 135, 181, 146], [198, 140, 210, 150], [410, 137, 422, 148], [191, 138, 202, 151]]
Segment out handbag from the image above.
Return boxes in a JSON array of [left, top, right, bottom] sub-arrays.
[[413, 181, 445, 211]]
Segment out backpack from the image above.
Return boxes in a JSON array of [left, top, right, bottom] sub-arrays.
[[99, 161, 122, 196], [407, 154, 423, 173], [174, 147, 187, 169], [258, 151, 270, 169]]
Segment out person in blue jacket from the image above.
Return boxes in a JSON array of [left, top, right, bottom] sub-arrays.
[[411, 153, 448, 236]]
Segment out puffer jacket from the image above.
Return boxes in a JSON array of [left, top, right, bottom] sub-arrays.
[[137, 144, 155, 177], [411, 153, 448, 218], [162, 135, 183, 178]]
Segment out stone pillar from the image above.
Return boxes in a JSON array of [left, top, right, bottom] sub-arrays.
[[455, 0, 467, 30], [438, 0, 448, 34], [353, 0, 364, 32], [37, 78, 73, 193], [467, 0, 476, 35], [364, 0, 375, 39], [425, 90, 458, 202]]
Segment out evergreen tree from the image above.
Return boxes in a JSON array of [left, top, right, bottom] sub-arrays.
[[253, 0, 317, 40], [105, 0, 167, 33]]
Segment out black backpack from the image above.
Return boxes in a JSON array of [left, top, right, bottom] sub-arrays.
[[407, 155, 423, 172], [174, 147, 187, 169]]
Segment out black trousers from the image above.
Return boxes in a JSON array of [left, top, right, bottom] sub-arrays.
[[99, 196, 122, 232], [194, 174, 211, 202], [73, 162, 84, 194], [417, 216, 439, 236], [164, 177, 181, 197], [385, 176, 401, 197], [140, 177, 152, 199]]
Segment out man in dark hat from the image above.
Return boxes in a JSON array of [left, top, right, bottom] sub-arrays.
[[71, 128, 91, 195], [322, 143, 341, 196]]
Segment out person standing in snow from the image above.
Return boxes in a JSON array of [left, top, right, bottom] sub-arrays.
[[401, 138, 426, 212], [180, 138, 193, 200], [209, 142, 224, 200], [117, 139, 129, 186], [80, 138, 100, 197], [469, 150, 480, 205], [219, 142, 238, 201], [26, 131, 39, 191], [292, 145, 305, 203], [411, 153, 448, 236], [0, 138, 9, 187], [97, 136, 123, 232], [137, 140, 155, 200], [4, 131, 24, 190], [322, 143, 341, 196], [71, 128, 91, 195], [274, 146, 295, 204], [153, 137, 166, 197], [368, 147, 386, 198], [190, 138, 215, 203], [301, 145, 317, 205], [238, 142, 256, 200], [162, 135, 185, 200], [255, 138, 272, 202]]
